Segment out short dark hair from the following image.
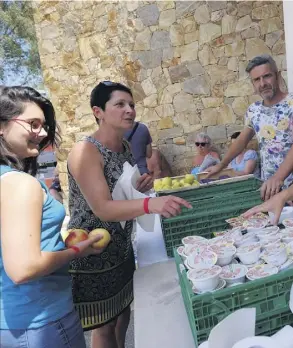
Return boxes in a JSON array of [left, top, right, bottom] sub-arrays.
[[90, 82, 133, 124], [231, 131, 241, 139], [0, 86, 60, 176], [246, 54, 278, 74], [90, 82, 132, 110]]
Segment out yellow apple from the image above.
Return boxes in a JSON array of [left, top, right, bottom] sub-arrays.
[[162, 177, 172, 186], [179, 179, 185, 186], [183, 183, 191, 187], [172, 182, 181, 189], [192, 180, 200, 187], [65, 229, 88, 247], [184, 174, 195, 184], [89, 228, 111, 249], [154, 178, 162, 186], [154, 180, 163, 191]]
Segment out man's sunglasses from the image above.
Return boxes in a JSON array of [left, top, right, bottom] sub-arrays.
[[195, 142, 208, 147]]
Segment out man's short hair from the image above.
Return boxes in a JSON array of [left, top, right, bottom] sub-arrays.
[[246, 54, 278, 74]]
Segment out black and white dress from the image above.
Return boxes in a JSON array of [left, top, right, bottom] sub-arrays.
[[67, 136, 135, 330]]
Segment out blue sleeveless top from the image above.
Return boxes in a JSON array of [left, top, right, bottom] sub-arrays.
[[0, 165, 74, 329]]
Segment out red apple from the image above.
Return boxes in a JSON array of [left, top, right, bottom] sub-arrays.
[[65, 229, 88, 247], [89, 228, 111, 249]]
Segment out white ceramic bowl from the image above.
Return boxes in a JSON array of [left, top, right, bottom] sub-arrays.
[[209, 245, 237, 266], [229, 228, 243, 241], [184, 244, 207, 257], [282, 235, 293, 244], [186, 250, 217, 270], [236, 242, 261, 265], [246, 226, 268, 234], [261, 238, 282, 250], [235, 233, 258, 248], [261, 246, 288, 267], [177, 246, 186, 261], [208, 236, 234, 247], [280, 229, 293, 244], [187, 265, 222, 292], [255, 229, 279, 239], [220, 264, 248, 285], [264, 226, 280, 234], [279, 255, 293, 271], [182, 236, 208, 246], [287, 241, 293, 255], [246, 264, 278, 281], [192, 279, 226, 294], [258, 234, 281, 245], [282, 218, 293, 228], [244, 259, 265, 269]]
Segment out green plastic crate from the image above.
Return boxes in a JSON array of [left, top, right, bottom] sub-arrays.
[[159, 177, 263, 256], [174, 249, 293, 347], [157, 176, 262, 199]]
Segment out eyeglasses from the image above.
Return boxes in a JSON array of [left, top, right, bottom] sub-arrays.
[[9, 119, 49, 135], [195, 142, 208, 147]]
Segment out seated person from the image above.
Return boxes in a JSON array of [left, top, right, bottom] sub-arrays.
[[191, 133, 220, 175], [228, 132, 259, 176], [147, 147, 172, 179]]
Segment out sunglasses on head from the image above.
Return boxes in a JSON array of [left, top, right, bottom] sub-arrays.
[[99, 80, 118, 87], [195, 142, 208, 147]]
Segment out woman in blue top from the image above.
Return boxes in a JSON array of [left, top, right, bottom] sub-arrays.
[[229, 132, 259, 177], [0, 86, 104, 348]]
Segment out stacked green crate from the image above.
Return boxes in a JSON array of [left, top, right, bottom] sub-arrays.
[[174, 249, 293, 347], [158, 177, 263, 256]]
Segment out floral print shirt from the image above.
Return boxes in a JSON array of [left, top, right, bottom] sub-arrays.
[[245, 93, 293, 188]]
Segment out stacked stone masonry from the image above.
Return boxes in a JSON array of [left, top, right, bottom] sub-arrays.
[[33, 1, 287, 203]]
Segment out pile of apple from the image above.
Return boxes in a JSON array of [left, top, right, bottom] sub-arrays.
[[154, 174, 200, 192], [64, 228, 111, 249]]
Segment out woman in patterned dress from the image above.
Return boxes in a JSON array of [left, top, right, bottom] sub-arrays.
[[67, 81, 191, 348]]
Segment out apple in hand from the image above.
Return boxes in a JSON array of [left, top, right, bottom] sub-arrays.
[[65, 229, 88, 247], [89, 228, 111, 249]]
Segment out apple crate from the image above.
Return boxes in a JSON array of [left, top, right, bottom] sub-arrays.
[[174, 249, 293, 347], [155, 168, 236, 194], [157, 176, 262, 256]]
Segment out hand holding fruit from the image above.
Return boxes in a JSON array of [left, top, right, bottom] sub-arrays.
[[65, 228, 111, 257], [88, 229, 111, 249], [148, 196, 192, 218]]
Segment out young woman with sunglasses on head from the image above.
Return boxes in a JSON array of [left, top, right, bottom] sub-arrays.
[[67, 81, 191, 348], [191, 133, 220, 175], [0, 86, 104, 348]]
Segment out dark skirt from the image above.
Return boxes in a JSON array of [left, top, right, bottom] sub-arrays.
[[70, 248, 135, 330]]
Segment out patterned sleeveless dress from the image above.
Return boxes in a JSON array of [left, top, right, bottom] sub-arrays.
[[67, 136, 136, 330]]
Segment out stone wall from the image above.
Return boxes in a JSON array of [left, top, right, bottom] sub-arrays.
[[33, 1, 286, 201]]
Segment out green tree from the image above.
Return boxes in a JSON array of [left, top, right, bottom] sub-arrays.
[[0, 0, 43, 86]]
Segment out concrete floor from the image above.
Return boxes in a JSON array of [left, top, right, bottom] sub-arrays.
[[85, 311, 134, 348]]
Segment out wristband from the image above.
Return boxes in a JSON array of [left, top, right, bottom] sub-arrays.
[[143, 197, 151, 214], [69, 246, 80, 254]]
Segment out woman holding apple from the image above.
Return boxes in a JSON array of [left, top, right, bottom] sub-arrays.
[[0, 86, 104, 348], [67, 81, 191, 348]]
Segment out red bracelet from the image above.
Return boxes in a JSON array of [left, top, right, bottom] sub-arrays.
[[69, 246, 80, 254], [143, 197, 151, 214]]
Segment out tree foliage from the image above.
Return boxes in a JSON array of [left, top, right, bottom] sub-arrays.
[[0, 1, 42, 86]]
